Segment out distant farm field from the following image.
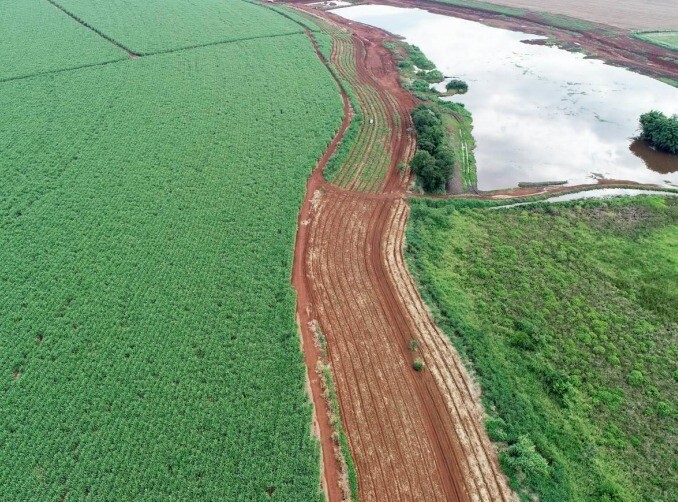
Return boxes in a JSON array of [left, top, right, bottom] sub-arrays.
[[0, 0, 126, 81], [633, 31, 678, 51], [438, 0, 678, 30], [49, 0, 304, 54], [407, 196, 678, 501], [0, 1, 343, 499]]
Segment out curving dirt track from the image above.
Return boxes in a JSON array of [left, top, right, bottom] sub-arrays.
[[288, 6, 516, 501], [303, 188, 517, 501]]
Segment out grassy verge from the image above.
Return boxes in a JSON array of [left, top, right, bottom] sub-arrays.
[[406, 195, 677, 501], [632, 31, 678, 52], [313, 324, 359, 501], [384, 40, 478, 192], [432, 0, 525, 17]]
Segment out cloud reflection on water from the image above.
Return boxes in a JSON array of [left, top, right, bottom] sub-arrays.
[[335, 5, 678, 190]]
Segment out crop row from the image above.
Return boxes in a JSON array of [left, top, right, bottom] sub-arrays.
[[0, 0, 126, 82], [0, 35, 343, 499], [296, 12, 397, 193], [49, 0, 304, 55], [329, 35, 395, 192]]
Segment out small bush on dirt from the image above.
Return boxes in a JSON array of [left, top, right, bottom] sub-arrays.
[[412, 358, 425, 372], [409, 339, 420, 351]]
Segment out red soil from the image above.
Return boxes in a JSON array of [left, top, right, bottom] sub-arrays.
[[292, 27, 354, 502], [291, 7, 516, 501]]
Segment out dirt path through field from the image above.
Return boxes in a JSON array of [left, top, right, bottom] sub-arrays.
[[289, 6, 516, 500]]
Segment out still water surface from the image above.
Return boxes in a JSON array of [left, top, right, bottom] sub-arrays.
[[492, 188, 677, 209], [335, 5, 678, 190]]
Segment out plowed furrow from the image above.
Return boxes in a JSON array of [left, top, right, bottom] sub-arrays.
[[289, 6, 517, 502], [314, 195, 419, 500], [384, 202, 516, 502]]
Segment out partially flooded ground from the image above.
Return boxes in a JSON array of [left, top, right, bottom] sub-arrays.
[[335, 5, 678, 191]]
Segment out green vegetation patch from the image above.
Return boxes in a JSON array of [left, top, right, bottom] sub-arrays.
[[51, 0, 304, 55], [639, 110, 678, 154], [633, 31, 678, 52], [432, 0, 525, 17], [0, 0, 126, 81], [407, 196, 677, 501], [384, 40, 477, 192], [0, 34, 343, 500]]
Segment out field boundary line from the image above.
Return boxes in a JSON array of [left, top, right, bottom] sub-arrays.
[[0, 32, 306, 86], [45, 0, 139, 56], [0, 57, 129, 85]]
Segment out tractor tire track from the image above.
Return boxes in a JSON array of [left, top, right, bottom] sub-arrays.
[[288, 5, 517, 501]]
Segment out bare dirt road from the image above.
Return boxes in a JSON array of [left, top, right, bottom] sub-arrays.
[[288, 6, 517, 500]]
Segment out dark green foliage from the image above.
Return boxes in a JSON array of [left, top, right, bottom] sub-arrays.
[[410, 105, 454, 192], [0, 32, 342, 499], [419, 69, 444, 83], [407, 196, 678, 501], [406, 44, 435, 70], [412, 106, 444, 153], [445, 78, 468, 93], [410, 78, 432, 92], [639, 110, 678, 154]]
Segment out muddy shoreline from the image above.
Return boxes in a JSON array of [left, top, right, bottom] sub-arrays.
[[349, 0, 678, 85]]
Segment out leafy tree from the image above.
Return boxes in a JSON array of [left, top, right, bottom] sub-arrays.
[[410, 104, 454, 192], [445, 79, 468, 94], [639, 110, 678, 154]]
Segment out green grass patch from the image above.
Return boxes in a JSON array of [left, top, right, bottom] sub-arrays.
[[0, 0, 127, 81], [50, 0, 304, 55], [633, 31, 678, 52], [0, 32, 343, 499], [432, 0, 525, 17], [407, 196, 677, 501]]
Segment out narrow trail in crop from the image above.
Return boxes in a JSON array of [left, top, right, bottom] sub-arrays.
[[288, 5, 517, 501]]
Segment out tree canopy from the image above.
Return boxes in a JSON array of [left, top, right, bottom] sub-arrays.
[[639, 110, 678, 154], [410, 104, 454, 192]]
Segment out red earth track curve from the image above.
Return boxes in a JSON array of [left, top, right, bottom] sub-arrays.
[[288, 6, 517, 501]]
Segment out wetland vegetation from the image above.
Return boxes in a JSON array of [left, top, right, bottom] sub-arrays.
[[407, 195, 678, 501]]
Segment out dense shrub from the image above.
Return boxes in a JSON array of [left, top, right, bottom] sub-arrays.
[[504, 435, 550, 478], [639, 110, 678, 154], [445, 78, 468, 94], [406, 44, 435, 70], [420, 69, 444, 83], [410, 104, 454, 192]]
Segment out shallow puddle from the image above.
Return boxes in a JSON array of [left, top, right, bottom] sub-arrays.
[[493, 188, 677, 209], [334, 5, 678, 190]]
